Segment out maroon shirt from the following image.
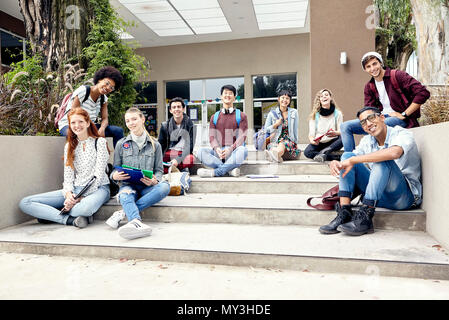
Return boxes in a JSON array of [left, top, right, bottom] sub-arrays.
[[364, 68, 430, 128], [209, 110, 248, 151]]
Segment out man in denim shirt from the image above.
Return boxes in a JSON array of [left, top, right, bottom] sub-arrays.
[[319, 106, 422, 236]]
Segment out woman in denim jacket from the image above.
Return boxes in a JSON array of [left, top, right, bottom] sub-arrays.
[[264, 90, 300, 162], [19, 108, 111, 228], [106, 107, 170, 240]]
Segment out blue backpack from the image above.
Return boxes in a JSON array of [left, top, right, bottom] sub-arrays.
[[253, 110, 279, 150], [213, 109, 245, 146], [213, 109, 241, 127]]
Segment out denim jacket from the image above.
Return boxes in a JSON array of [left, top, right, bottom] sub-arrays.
[[112, 133, 164, 183], [264, 107, 299, 144]]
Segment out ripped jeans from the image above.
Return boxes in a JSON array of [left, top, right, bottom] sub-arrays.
[[118, 182, 170, 221], [338, 152, 416, 209]]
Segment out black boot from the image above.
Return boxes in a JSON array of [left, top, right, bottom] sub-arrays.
[[319, 203, 353, 234], [337, 205, 375, 236]]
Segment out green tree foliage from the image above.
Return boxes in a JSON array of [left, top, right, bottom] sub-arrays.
[[83, 0, 150, 127], [374, 0, 416, 70]]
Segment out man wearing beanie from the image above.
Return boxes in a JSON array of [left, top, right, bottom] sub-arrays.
[[339, 51, 430, 152]]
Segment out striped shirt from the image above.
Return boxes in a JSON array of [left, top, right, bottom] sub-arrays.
[[58, 85, 108, 130]]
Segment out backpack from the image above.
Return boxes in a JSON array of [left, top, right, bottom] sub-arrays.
[[212, 109, 245, 146], [94, 138, 119, 198], [253, 110, 279, 151], [368, 69, 409, 107], [54, 85, 104, 128], [161, 166, 191, 196], [306, 184, 361, 210], [213, 108, 241, 127]]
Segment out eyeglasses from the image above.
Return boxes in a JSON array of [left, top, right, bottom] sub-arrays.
[[360, 113, 380, 127], [104, 79, 115, 91]]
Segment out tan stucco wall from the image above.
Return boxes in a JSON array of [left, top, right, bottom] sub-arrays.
[[136, 34, 311, 143], [0, 136, 66, 229], [310, 0, 375, 123], [411, 122, 449, 250], [0, 136, 114, 230]]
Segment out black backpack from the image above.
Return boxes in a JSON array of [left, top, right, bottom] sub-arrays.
[[94, 138, 119, 198]]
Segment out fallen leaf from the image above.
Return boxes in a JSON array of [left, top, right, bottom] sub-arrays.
[[158, 264, 168, 269], [119, 258, 128, 263]]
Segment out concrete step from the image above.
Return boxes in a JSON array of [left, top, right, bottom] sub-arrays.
[[189, 174, 338, 194], [245, 149, 343, 161], [191, 160, 331, 175], [96, 194, 426, 231], [0, 221, 447, 280]]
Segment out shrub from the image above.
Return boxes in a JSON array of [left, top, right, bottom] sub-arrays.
[[420, 80, 449, 126], [0, 56, 88, 135]]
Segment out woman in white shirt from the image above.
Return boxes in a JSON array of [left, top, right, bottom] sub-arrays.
[[304, 88, 344, 162], [19, 108, 111, 228]]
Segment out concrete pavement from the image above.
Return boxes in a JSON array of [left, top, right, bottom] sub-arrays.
[[1, 251, 449, 300]]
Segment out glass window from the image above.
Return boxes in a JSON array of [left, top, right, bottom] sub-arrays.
[[166, 80, 190, 100], [138, 106, 158, 138], [134, 81, 157, 104], [166, 77, 245, 123], [205, 77, 244, 100], [1, 31, 25, 66], [252, 73, 297, 131], [253, 73, 297, 98]]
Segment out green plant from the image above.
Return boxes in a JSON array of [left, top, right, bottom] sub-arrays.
[[0, 56, 87, 135], [83, 0, 150, 127]]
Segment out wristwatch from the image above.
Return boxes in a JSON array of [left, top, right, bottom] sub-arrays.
[[401, 111, 408, 118]]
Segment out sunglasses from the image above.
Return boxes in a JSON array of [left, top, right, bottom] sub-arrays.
[[360, 113, 380, 127]]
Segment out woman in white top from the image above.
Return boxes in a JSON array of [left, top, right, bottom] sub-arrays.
[[57, 66, 124, 147], [304, 88, 344, 162], [19, 108, 111, 228]]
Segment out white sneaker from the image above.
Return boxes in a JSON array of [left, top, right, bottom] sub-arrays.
[[265, 149, 281, 163], [197, 168, 215, 178], [228, 168, 240, 177], [118, 219, 152, 240], [105, 209, 126, 229]]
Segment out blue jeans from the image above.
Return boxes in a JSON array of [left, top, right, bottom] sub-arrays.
[[118, 182, 170, 221], [340, 115, 407, 152], [338, 152, 415, 209], [19, 185, 110, 225], [60, 124, 124, 147], [197, 146, 248, 177]]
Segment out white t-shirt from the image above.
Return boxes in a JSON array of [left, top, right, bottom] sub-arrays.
[[375, 80, 395, 115], [58, 86, 108, 130]]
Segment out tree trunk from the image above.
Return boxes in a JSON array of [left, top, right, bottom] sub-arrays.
[[18, 0, 93, 72], [410, 0, 449, 84]]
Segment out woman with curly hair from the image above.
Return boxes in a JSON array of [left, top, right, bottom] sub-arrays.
[[304, 88, 344, 162], [57, 66, 124, 147], [19, 108, 111, 228]]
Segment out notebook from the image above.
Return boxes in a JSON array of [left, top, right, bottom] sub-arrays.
[[114, 165, 153, 184]]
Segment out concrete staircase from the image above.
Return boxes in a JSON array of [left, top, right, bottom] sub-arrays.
[[1, 150, 449, 280]]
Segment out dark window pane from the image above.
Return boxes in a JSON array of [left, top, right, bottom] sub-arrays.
[[166, 81, 190, 100], [1, 31, 24, 66], [253, 74, 297, 98], [135, 81, 157, 104]]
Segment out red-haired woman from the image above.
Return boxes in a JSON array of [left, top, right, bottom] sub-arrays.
[[19, 108, 111, 228]]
